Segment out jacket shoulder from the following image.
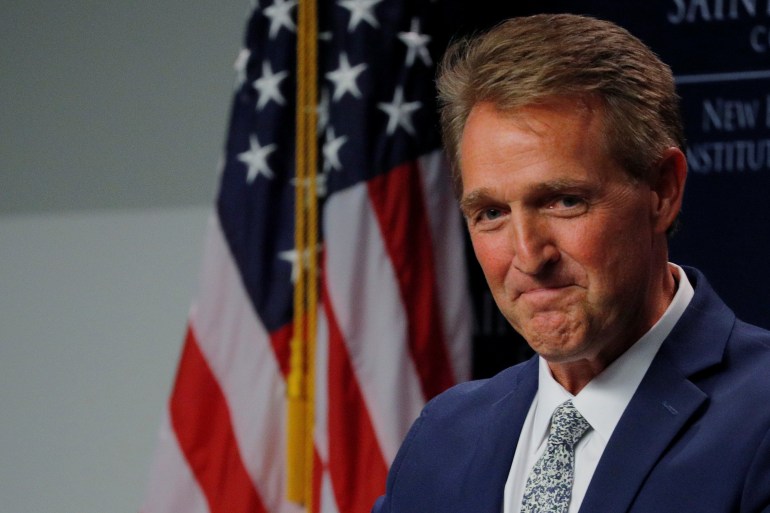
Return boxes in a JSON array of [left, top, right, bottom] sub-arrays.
[[420, 358, 536, 422], [376, 359, 537, 512]]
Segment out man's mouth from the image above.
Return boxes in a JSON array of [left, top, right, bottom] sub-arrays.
[[517, 284, 576, 306]]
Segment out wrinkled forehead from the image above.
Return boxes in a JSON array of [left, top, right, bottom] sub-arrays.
[[458, 96, 636, 192], [457, 94, 637, 173], [460, 97, 607, 161]]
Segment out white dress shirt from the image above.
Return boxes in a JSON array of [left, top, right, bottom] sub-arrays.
[[502, 264, 694, 513]]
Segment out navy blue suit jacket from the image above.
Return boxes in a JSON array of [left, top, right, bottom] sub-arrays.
[[373, 267, 770, 512]]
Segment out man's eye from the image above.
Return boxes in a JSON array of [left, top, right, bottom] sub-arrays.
[[481, 208, 503, 220], [554, 196, 583, 208]]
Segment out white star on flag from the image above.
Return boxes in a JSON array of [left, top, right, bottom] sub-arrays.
[[326, 52, 367, 101], [315, 171, 328, 198], [317, 88, 331, 132], [254, 61, 289, 109], [398, 18, 432, 67], [323, 127, 348, 172], [234, 48, 251, 87], [338, 0, 383, 32], [378, 85, 422, 136], [237, 134, 277, 182], [291, 172, 328, 201], [278, 245, 321, 283], [264, 0, 298, 39]]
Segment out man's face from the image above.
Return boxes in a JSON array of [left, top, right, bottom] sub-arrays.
[[459, 100, 670, 368]]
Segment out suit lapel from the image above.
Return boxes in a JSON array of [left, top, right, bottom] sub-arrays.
[[578, 354, 707, 513], [580, 267, 733, 513], [456, 357, 538, 513]]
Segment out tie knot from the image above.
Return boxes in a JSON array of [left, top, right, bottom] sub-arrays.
[[549, 400, 591, 447]]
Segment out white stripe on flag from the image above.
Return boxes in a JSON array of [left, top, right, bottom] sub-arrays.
[[323, 181, 426, 464], [190, 214, 302, 513], [314, 302, 330, 463], [319, 469, 342, 513], [141, 411, 209, 513]]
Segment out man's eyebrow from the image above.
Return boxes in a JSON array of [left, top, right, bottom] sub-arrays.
[[458, 188, 493, 215], [530, 178, 594, 194], [459, 179, 593, 213]]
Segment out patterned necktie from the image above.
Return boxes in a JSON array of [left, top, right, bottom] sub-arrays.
[[520, 400, 591, 513]]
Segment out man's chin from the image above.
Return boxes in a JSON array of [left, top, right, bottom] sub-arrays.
[[536, 346, 591, 365], [518, 318, 590, 362]]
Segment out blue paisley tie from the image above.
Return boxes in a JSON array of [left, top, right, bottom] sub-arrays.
[[520, 400, 591, 513]]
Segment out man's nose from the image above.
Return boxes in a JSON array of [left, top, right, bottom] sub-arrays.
[[509, 214, 560, 275]]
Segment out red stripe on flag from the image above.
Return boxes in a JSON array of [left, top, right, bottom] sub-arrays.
[[169, 326, 268, 513], [323, 282, 389, 513], [312, 447, 323, 513], [367, 161, 455, 399]]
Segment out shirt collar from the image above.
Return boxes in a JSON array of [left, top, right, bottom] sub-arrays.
[[532, 264, 694, 444]]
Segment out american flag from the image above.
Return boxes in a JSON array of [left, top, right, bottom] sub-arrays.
[[142, 1, 471, 512]]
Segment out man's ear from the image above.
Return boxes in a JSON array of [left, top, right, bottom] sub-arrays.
[[650, 147, 687, 235]]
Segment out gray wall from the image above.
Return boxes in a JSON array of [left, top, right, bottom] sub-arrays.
[[1, 2, 248, 511]]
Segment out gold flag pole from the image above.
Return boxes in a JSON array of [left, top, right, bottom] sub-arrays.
[[287, 0, 318, 509]]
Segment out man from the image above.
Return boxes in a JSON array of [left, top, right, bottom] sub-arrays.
[[372, 14, 770, 513]]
